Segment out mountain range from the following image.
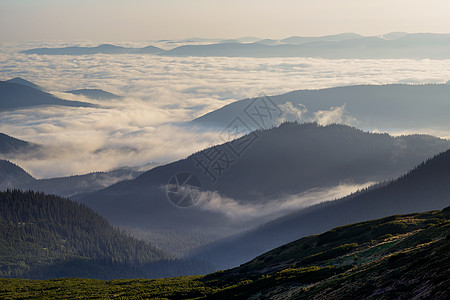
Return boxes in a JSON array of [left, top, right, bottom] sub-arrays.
[[20, 33, 450, 59], [21, 44, 163, 55], [194, 84, 450, 133], [73, 123, 450, 256], [0, 80, 93, 110], [0, 159, 156, 197], [190, 147, 450, 269]]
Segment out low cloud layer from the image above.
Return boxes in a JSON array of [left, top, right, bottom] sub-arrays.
[[197, 182, 376, 222], [278, 102, 357, 126], [1, 41, 450, 177]]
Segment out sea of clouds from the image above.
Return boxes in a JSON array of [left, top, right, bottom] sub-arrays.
[[1, 41, 450, 178]]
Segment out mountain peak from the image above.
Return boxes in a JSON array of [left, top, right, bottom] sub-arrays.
[[5, 77, 42, 90]]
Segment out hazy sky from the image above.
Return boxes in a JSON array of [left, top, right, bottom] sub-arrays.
[[1, 0, 450, 42]]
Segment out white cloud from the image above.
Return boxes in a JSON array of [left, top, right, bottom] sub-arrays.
[[1, 41, 450, 177], [312, 104, 358, 126], [277, 101, 308, 123], [196, 182, 376, 222]]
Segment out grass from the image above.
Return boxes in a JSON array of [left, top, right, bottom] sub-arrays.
[[1, 207, 449, 299]]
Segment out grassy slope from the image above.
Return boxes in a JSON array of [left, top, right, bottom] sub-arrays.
[[1, 207, 449, 299]]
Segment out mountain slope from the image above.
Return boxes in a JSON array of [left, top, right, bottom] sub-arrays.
[[191, 148, 450, 269], [0, 81, 94, 110], [0, 190, 212, 279], [0, 133, 40, 156], [194, 84, 450, 133], [0, 160, 35, 191], [2, 207, 448, 299], [64, 88, 121, 100], [74, 123, 450, 255]]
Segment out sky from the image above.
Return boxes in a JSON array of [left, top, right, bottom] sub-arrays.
[[1, 0, 450, 42], [1, 0, 450, 179]]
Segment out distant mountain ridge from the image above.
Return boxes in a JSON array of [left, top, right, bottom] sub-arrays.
[[194, 84, 450, 133], [21, 44, 164, 55], [0, 159, 153, 197], [21, 33, 450, 58]]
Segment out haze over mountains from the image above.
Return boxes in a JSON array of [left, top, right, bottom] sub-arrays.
[[0, 160, 151, 197], [194, 84, 450, 134], [20, 33, 450, 59], [2, 33, 450, 292], [21, 44, 164, 55], [0, 131, 158, 196], [0, 190, 212, 279], [190, 148, 450, 269], [0, 133, 40, 156], [0, 80, 93, 110], [73, 123, 450, 257]]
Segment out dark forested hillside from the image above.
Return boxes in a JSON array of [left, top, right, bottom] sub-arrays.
[[0, 190, 212, 279], [2, 207, 448, 299]]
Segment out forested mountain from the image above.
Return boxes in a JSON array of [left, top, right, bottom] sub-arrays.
[[74, 123, 450, 256], [2, 207, 448, 299], [0, 81, 93, 110], [194, 84, 450, 133], [0, 159, 148, 197], [0, 190, 212, 279], [191, 147, 450, 269]]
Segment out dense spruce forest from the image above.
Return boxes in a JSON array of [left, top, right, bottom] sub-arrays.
[[0, 190, 212, 279]]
